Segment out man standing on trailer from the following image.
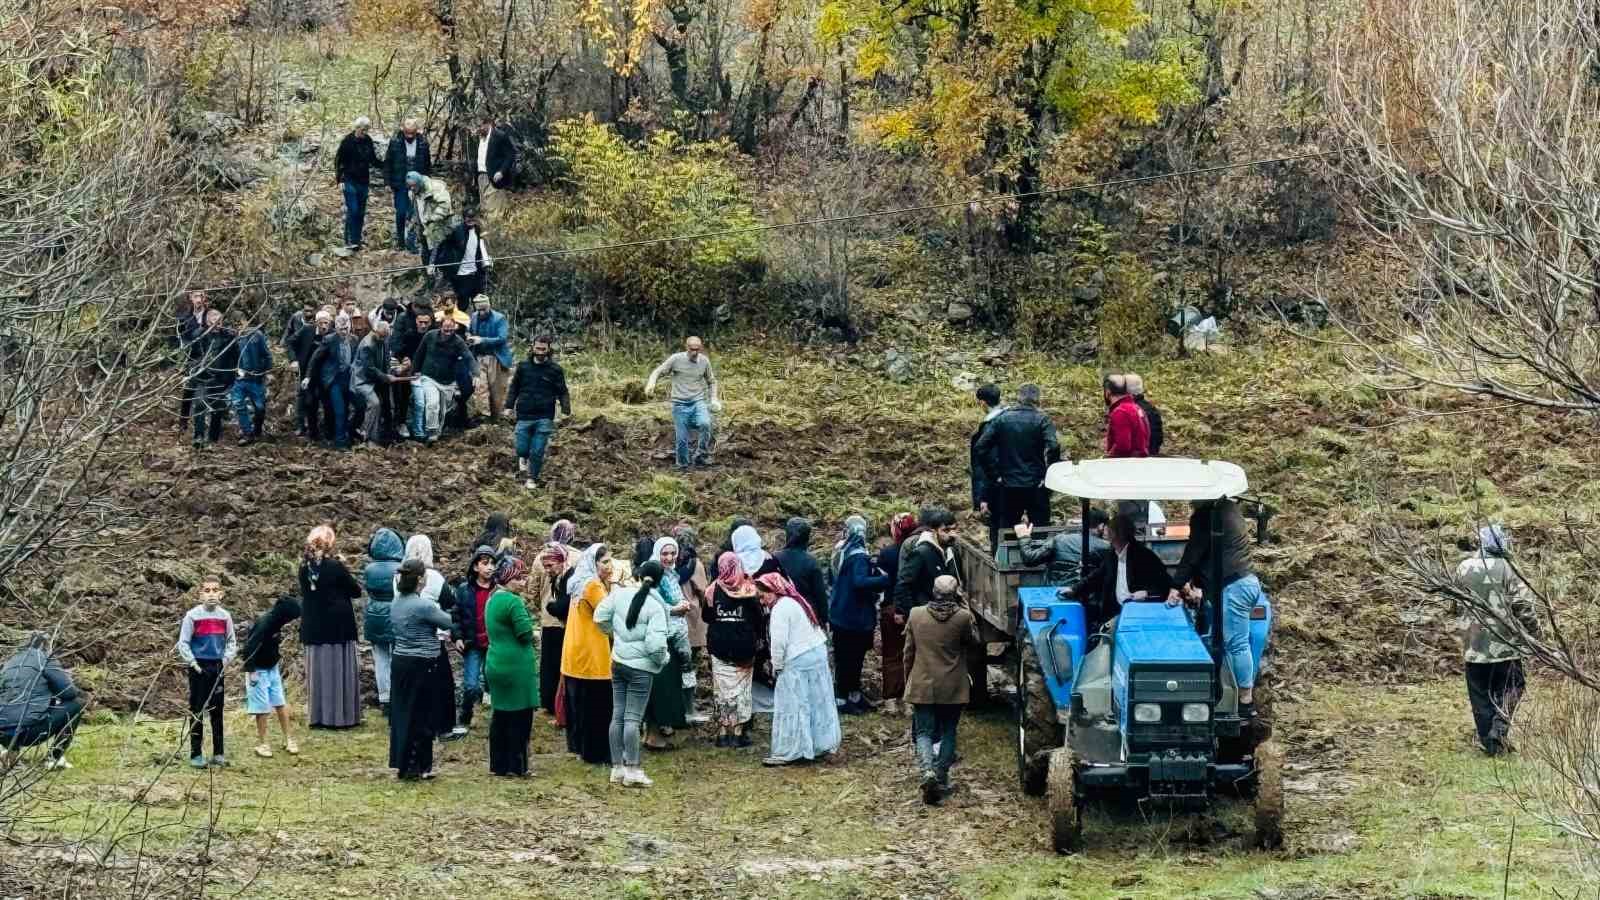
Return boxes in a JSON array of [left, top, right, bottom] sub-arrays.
[[969, 383, 1008, 551], [975, 383, 1061, 545]]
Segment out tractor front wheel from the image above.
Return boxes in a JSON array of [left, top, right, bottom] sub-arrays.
[[1252, 740, 1285, 850], [1015, 629, 1065, 796], [1046, 747, 1082, 853]]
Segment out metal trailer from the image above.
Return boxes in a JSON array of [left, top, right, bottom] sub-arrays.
[[953, 458, 1282, 852]]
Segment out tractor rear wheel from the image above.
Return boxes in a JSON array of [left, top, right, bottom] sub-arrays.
[[1252, 740, 1285, 850], [1015, 628, 1065, 797], [1046, 747, 1082, 853]]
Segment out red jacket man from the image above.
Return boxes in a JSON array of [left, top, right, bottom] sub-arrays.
[[1103, 374, 1150, 458]]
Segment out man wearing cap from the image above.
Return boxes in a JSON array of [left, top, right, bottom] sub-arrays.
[[1454, 524, 1539, 756], [467, 294, 513, 423], [406, 171, 453, 269], [1124, 373, 1164, 456]]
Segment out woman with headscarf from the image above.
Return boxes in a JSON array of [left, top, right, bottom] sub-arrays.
[[730, 524, 781, 578], [877, 512, 918, 714], [403, 534, 456, 737], [389, 559, 453, 780], [641, 536, 693, 750], [830, 516, 891, 715], [671, 524, 710, 658], [719, 517, 754, 558], [534, 543, 573, 718], [758, 573, 841, 766], [559, 544, 615, 765], [730, 523, 781, 689], [484, 557, 538, 776], [706, 552, 762, 747], [299, 525, 364, 728], [535, 519, 580, 720], [594, 560, 669, 787]]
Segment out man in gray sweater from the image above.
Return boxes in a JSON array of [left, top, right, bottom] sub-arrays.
[[0, 633, 85, 769], [645, 336, 723, 469]]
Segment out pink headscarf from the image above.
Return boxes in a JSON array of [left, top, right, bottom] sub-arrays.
[[716, 551, 753, 594], [755, 572, 820, 628], [889, 512, 918, 545]]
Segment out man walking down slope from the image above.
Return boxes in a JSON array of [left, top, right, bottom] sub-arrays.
[[645, 337, 723, 470]]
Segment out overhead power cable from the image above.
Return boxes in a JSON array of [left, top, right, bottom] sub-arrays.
[[178, 140, 1393, 298]]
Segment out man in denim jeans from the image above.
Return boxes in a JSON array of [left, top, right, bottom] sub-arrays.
[[506, 335, 570, 489], [229, 317, 273, 445], [333, 117, 380, 252], [1166, 498, 1262, 718], [645, 337, 722, 469]]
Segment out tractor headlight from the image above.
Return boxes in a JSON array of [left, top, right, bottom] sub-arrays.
[[1133, 703, 1162, 724], [1181, 703, 1211, 723]]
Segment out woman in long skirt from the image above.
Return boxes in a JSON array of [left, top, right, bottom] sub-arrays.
[[706, 553, 761, 748], [534, 543, 572, 718], [389, 559, 453, 779], [560, 544, 615, 765], [299, 525, 364, 728], [756, 573, 841, 766], [485, 557, 539, 776], [642, 537, 692, 750], [405, 534, 457, 737]]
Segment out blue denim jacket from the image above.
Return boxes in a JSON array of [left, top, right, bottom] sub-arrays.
[[236, 329, 273, 383], [469, 310, 513, 368]]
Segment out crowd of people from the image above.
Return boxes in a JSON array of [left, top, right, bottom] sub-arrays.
[[172, 287, 724, 497], [58, 507, 978, 801]]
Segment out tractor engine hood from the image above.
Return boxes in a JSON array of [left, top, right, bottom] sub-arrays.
[[1111, 603, 1216, 756]]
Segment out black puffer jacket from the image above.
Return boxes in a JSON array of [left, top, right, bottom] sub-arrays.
[[773, 518, 829, 626], [893, 533, 959, 616], [975, 405, 1062, 489]]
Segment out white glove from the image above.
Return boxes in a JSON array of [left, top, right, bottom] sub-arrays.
[[711, 400, 724, 413], [236, 369, 245, 379], [300, 378, 310, 390], [426, 265, 436, 276]]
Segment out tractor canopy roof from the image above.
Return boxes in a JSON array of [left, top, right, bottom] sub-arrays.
[[1043, 458, 1248, 502]]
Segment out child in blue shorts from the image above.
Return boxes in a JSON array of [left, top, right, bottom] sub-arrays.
[[240, 596, 302, 759]]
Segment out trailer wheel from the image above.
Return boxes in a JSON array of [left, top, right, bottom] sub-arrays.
[[1252, 740, 1285, 851], [1047, 747, 1082, 853], [1015, 629, 1064, 797]]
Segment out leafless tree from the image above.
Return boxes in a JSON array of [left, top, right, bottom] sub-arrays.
[[1331, 0, 1600, 882], [1326, 0, 1600, 411], [0, 3, 203, 596]]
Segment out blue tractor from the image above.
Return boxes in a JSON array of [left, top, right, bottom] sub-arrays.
[[955, 458, 1282, 852]]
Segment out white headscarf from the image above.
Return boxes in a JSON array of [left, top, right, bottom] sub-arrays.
[[568, 543, 605, 603], [405, 534, 435, 568], [650, 537, 683, 605], [402, 534, 445, 603], [731, 525, 765, 576]]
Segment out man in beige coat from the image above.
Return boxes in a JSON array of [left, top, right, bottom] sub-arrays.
[[904, 574, 980, 805]]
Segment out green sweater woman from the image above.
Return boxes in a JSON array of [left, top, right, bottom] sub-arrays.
[[485, 557, 539, 776]]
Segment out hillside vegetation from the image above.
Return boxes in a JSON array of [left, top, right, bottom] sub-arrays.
[[2, 0, 1595, 897]]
